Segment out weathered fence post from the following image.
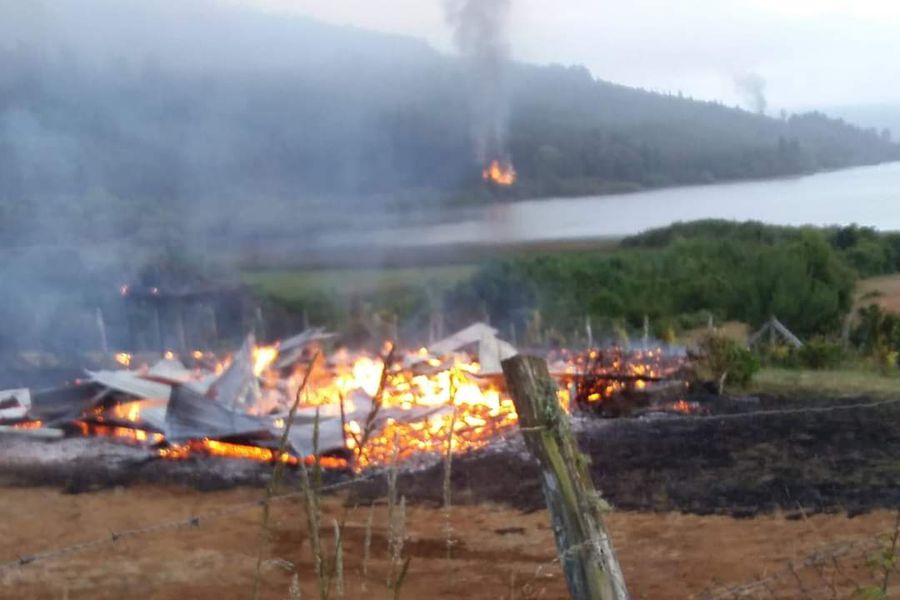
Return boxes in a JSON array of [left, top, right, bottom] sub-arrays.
[[502, 355, 629, 600]]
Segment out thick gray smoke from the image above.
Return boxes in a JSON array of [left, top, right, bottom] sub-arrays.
[[0, 0, 453, 365], [444, 0, 512, 164], [735, 73, 768, 115]]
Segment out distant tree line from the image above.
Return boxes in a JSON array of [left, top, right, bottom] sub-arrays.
[[447, 221, 900, 341]]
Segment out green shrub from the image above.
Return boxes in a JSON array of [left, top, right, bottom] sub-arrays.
[[694, 332, 760, 390], [756, 343, 797, 368], [795, 338, 845, 369]]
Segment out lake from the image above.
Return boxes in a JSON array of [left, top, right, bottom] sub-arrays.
[[355, 161, 900, 247]]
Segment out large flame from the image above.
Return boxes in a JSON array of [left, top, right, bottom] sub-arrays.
[[482, 160, 517, 186], [252, 344, 280, 377], [270, 348, 514, 469]]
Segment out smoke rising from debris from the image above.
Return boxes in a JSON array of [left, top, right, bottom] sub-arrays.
[[735, 73, 768, 115], [444, 0, 512, 164]]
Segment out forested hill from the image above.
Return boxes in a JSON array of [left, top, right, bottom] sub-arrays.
[[509, 68, 900, 197], [1, 2, 899, 246]]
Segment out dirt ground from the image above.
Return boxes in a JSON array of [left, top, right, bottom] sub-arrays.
[[1, 484, 896, 600]]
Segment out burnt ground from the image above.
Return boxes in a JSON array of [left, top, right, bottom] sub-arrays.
[[594, 393, 900, 516], [356, 394, 900, 517], [1, 394, 898, 518]]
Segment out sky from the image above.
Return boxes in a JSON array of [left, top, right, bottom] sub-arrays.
[[247, 0, 900, 111]]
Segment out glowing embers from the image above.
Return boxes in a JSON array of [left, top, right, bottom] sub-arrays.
[[159, 439, 348, 470], [551, 347, 686, 410], [667, 399, 701, 415], [73, 421, 165, 445]]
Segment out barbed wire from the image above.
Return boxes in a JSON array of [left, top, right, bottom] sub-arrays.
[[0, 467, 387, 573], [2, 395, 897, 586], [679, 397, 900, 422]]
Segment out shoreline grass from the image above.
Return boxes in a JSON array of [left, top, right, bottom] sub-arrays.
[[748, 367, 900, 398]]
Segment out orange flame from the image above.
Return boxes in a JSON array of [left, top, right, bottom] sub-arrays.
[[81, 342, 683, 470], [159, 439, 347, 470], [482, 160, 517, 186], [253, 344, 280, 378], [74, 421, 165, 445]]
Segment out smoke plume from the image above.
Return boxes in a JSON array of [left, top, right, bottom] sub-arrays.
[[444, 0, 512, 164], [735, 72, 768, 115]]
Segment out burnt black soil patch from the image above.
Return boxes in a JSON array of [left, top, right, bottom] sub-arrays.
[[2, 395, 898, 517], [351, 394, 900, 517]]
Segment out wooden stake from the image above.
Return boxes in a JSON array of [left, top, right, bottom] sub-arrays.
[[502, 355, 629, 600]]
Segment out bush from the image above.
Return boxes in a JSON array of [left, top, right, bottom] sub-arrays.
[[756, 343, 796, 368], [694, 332, 760, 390], [795, 338, 845, 369]]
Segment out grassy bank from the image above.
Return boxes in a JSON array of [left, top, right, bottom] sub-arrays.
[[244, 265, 477, 300], [748, 367, 900, 398]]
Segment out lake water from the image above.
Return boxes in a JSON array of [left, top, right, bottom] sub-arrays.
[[356, 161, 900, 247]]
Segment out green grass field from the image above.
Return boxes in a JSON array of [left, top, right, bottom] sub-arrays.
[[749, 367, 900, 398], [243, 265, 477, 302]]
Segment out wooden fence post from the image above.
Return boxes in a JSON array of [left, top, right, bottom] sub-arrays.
[[502, 355, 629, 600]]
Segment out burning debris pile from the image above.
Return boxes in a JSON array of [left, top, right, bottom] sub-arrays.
[[550, 348, 689, 415], [0, 323, 688, 472]]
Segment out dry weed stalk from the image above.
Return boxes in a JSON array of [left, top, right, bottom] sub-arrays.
[[297, 410, 326, 599], [362, 504, 374, 593], [878, 509, 900, 595], [332, 518, 344, 598], [442, 377, 458, 592], [386, 442, 411, 599], [296, 410, 353, 600], [288, 573, 302, 600], [344, 343, 395, 465], [252, 353, 319, 600]]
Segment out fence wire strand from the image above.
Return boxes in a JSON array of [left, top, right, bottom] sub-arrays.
[[2, 393, 898, 593], [0, 468, 386, 573], [682, 397, 900, 422]]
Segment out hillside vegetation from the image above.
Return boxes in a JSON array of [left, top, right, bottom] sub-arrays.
[[443, 222, 900, 341]]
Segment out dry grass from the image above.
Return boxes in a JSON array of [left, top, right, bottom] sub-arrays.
[[680, 321, 750, 346], [856, 274, 900, 314]]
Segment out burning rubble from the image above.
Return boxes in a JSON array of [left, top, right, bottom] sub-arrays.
[[0, 323, 688, 472]]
